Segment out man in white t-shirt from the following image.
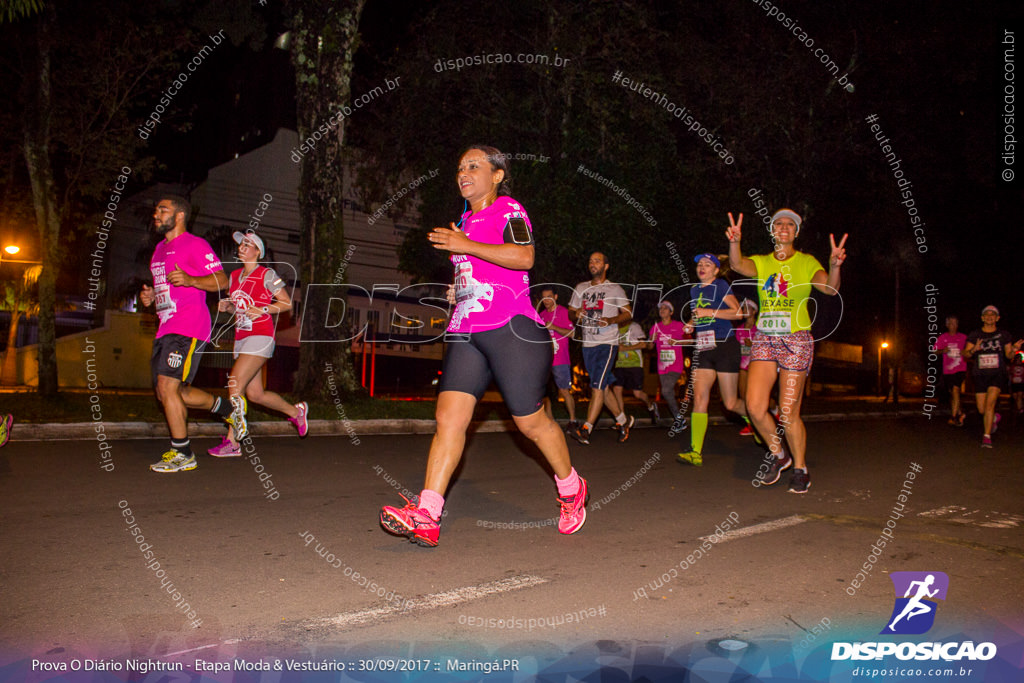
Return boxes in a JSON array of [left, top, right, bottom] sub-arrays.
[[567, 252, 634, 444]]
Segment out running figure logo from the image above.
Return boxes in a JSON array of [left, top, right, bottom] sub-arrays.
[[881, 571, 949, 635]]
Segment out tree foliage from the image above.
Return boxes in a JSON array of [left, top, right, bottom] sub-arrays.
[[0, 1, 226, 393], [347, 2, 868, 322]]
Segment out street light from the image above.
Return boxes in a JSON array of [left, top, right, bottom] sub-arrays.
[[0, 245, 42, 268], [877, 341, 889, 396], [0, 245, 18, 269]]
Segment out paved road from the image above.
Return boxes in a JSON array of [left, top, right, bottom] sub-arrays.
[[1, 414, 1021, 680]]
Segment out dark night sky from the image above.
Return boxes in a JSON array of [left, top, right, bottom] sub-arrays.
[[144, 1, 1024, 356]]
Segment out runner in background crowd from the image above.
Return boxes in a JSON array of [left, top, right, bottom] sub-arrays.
[[1010, 348, 1024, 416], [649, 301, 689, 428], [734, 298, 758, 436], [933, 314, 968, 427], [962, 305, 1022, 448], [568, 252, 634, 444], [677, 253, 745, 466], [537, 286, 578, 431], [609, 320, 659, 429], [208, 230, 308, 457]]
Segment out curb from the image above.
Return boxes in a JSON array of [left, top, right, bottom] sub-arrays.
[[11, 410, 921, 442]]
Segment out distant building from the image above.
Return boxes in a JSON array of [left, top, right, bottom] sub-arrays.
[[40, 129, 447, 390]]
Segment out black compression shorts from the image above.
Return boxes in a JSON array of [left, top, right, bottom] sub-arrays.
[[971, 371, 1008, 394], [694, 335, 741, 374], [440, 315, 551, 416]]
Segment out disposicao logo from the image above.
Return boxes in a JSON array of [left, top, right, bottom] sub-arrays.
[[832, 571, 997, 662], [881, 571, 948, 635]]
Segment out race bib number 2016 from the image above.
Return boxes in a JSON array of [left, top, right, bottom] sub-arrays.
[[757, 311, 791, 335]]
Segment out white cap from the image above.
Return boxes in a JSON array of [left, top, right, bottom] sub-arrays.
[[233, 230, 265, 258], [771, 209, 802, 230]]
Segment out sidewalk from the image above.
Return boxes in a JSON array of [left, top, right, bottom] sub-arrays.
[[10, 393, 932, 441]]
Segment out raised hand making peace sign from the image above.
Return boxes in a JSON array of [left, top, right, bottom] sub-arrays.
[[725, 212, 743, 243], [829, 233, 848, 267]]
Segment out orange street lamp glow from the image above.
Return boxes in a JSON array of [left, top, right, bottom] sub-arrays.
[[3, 245, 19, 255]]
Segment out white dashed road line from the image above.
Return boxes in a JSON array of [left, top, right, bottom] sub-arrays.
[[699, 514, 808, 543], [316, 574, 549, 628]]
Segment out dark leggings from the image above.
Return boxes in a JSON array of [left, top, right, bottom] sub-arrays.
[[440, 315, 552, 417]]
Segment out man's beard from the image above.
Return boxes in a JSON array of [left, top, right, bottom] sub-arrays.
[[154, 219, 173, 235]]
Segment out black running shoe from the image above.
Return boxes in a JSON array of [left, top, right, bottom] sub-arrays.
[[788, 469, 811, 494], [569, 424, 591, 445], [616, 415, 635, 443], [758, 451, 793, 486]]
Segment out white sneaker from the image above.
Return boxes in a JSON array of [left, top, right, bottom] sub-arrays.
[[150, 449, 197, 473]]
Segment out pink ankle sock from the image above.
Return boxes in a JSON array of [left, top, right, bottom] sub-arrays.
[[418, 489, 444, 521], [554, 468, 581, 497]]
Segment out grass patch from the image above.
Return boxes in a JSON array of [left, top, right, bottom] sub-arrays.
[[0, 389, 538, 424], [0, 390, 444, 424]]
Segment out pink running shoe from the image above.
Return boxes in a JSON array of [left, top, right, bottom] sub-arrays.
[[288, 401, 309, 437], [557, 477, 589, 535], [208, 436, 241, 457], [380, 494, 440, 547]]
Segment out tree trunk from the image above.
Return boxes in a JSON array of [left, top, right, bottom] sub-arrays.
[[1, 311, 21, 385], [290, 0, 366, 400], [21, 3, 60, 396]]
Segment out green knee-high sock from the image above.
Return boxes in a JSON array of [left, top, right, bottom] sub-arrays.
[[691, 412, 708, 453]]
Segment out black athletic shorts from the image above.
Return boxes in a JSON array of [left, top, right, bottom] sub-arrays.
[[440, 315, 551, 417], [694, 336, 741, 374], [971, 371, 1008, 394], [151, 333, 205, 385], [942, 371, 965, 394], [614, 366, 645, 392]]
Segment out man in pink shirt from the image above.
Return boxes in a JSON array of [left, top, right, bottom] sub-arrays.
[[139, 195, 230, 473]]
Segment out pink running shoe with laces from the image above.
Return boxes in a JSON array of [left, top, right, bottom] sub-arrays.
[[288, 401, 309, 437], [557, 477, 588, 535], [380, 494, 440, 547], [208, 436, 240, 457]]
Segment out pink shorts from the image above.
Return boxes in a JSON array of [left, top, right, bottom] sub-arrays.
[[751, 330, 814, 372]]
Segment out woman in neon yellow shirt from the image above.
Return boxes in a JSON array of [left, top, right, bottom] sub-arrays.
[[726, 209, 847, 494]]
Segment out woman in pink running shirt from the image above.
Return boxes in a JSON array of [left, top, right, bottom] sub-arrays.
[[932, 314, 968, 426], [649, 300, 688, 424], [379, 145, 587, 547]]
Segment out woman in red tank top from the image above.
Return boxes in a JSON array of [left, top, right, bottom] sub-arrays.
[[208, 231, 309, 457]]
